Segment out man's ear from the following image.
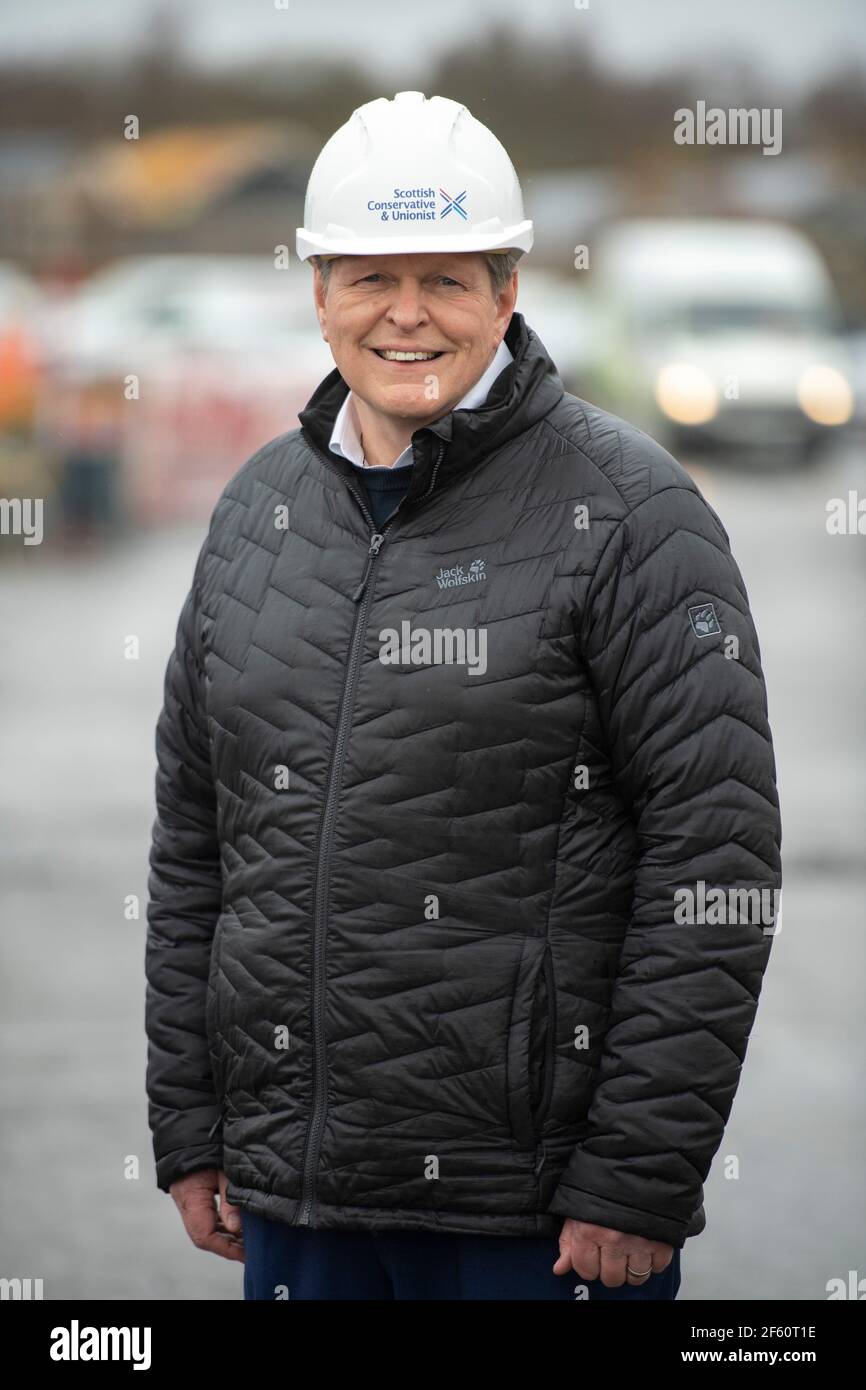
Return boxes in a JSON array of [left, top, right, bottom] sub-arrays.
[[312, 262, 329, 341], [494, 270, 518, 346]]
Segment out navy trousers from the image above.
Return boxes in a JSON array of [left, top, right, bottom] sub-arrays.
[[241, 1210, 682, 1300]]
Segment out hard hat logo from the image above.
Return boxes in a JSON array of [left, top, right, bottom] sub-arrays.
[[439, 190, 467, 221], [296, 91, 532, 262], [367, 189, 437, 222]]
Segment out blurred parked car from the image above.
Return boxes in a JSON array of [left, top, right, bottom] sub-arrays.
[[586, 217, 855, 464], [34, 256, 333, 524], [838, 327, 866, 430], [513, 267, 595, 394], [35, 254, 326, 364]]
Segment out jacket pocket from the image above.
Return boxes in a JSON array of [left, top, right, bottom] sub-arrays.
[[505, 936, 556, 1150]]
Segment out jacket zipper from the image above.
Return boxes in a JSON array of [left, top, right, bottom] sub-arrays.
[[295, 431, 444, 1225]]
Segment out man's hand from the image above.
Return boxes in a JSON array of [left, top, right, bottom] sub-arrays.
[[170, 1168, 245, 1262], [554, 1218, 673, 1288]]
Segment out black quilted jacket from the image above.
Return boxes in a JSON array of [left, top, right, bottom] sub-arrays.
[[145, 311, 782, 1248]]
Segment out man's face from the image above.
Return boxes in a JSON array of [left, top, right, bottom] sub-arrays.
[[312, 252, 517, 423]]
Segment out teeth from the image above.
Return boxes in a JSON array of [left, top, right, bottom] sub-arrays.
[[378, 349, 439, 361]]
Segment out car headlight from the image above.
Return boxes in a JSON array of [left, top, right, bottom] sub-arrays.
[[654, 362, 718, 425], [797, 364, 853, 426]]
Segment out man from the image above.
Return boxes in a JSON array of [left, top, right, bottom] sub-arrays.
[[145, 91, 782, 1301]]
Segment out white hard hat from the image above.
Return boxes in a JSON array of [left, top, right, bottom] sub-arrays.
[[296, 91, 533, 261]]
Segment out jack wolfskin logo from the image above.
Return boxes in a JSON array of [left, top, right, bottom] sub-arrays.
[[688, 602, 721, 638], [435, 558, 486, 589]]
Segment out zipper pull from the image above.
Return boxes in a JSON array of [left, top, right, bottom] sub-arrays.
[[351, 532, 385, 603]]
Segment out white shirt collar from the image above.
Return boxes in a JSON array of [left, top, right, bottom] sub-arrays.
[[328, 336, 514, 471]]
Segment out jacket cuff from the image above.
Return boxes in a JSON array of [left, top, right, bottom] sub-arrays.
[[156, 1141, 224, 1193], [547, 1181, 690, 1249]]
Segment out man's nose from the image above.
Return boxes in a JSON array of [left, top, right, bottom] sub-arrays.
[[385, 280, 429, 330]]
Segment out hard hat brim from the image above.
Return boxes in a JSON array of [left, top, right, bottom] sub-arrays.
[[295, 222, 533, 262]]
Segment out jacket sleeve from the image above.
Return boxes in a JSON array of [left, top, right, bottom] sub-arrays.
[[144, 534, 224, 1192], [547, 484, 782, 1247]]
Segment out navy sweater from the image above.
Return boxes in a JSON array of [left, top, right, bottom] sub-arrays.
[[357, 464, 414, 531]]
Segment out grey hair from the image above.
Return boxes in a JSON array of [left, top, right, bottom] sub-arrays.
[[312, 249, 520, 296]]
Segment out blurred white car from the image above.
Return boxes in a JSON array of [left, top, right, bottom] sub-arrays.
[[587, 218, 855, 463], [513, 267, 595, 393], [34, 256, 334, 523], [35, 254, 331, 371]]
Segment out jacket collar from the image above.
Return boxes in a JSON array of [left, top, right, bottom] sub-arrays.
[[298, 311, 565, 508]]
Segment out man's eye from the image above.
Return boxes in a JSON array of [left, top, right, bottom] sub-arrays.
[[356, 272, 460, 286]]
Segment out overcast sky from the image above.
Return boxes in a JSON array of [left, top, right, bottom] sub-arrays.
[[1, 0, 864, 91]]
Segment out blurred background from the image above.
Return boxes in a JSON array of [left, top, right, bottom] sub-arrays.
[[1, 0, 864, 1301]]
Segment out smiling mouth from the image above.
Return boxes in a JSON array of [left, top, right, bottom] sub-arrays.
[[371, 348, 445, 362]]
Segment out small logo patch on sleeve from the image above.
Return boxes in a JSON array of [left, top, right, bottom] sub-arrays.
[[688, 602, 721, 638]]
